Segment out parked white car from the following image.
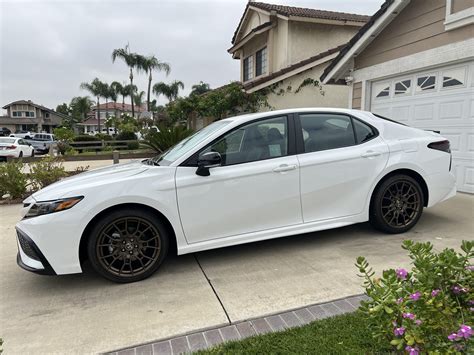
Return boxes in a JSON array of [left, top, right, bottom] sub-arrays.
[[10, 131, 36, 139], [0, 137, 35, 159], [16, 108, 455, 282]]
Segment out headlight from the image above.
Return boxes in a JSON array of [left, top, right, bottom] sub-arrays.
[[25, 196, 83, 218]]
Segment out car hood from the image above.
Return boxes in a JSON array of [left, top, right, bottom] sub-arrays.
[[30, 160, 149, 201]]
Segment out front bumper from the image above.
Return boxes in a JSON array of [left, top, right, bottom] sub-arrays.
[[16, 228, 56, 275]]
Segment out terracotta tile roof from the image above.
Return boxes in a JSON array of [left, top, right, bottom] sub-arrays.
[[251, 2, 371, 22], [232, 2, 371, 44], [91, 102, 146, 112], [243, 44, 345, 91]]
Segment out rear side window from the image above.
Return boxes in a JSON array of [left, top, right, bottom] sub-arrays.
[[353, 119, 377, 144], [300, 114, 356, 153]]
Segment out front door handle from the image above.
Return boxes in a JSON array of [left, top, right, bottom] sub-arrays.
[[273, 164, 297, 173], [361, 150, 382, 158]]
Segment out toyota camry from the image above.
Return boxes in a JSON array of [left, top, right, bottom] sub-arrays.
[[15, 108, 456, 282]]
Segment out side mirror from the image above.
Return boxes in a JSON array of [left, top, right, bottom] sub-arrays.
[[196, 151, 222, 176]]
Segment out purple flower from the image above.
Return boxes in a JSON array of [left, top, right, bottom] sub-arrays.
[[409, 291, 421, 301], [452, 285, 468, 294], [466, 265, 474, 271], [457, 325, 472, 339], [396, 297, 404, 304], [405, 345, 419, 355], [396, 268, 408, 280], [394, 327, 405, 337], [448, 333, 459, 341], [468, 300, 474, 305], [403, 312, 415, 320], [431, 289, 440, 297], [470, 307, 474, 312], [415, 319, 422, 326]]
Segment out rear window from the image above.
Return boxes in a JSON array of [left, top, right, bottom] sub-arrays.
[[0, 138, 15, 144]]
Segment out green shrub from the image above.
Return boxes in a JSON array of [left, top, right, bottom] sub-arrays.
[[143, 124, 193, 153], [53, 127, 75, 141], [56, 141, 71, 155], [0, 160, 28, 199], [127, 141, 140, 150], [115, 131, 137, 141], [95, 133, 113, 141], [72, 135, 100, 142], [356, 240, 473, 354], [29, 156, 67, 190]]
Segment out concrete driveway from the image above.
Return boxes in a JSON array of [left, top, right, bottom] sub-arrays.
[[1, 194, 472, 354]]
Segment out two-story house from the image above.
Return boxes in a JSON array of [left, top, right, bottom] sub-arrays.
[[321, 0, 473, 193], [228, 1, 370, 110], [0, 100, 67, 133]]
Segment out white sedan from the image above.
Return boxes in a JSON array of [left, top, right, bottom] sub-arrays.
[[15, 108, 455, 282], [0, 137, 35, 159]]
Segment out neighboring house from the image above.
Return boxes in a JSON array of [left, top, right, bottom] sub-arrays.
[[0, 100, 68, 133], [321, 0, 473, 193], [78, 102, 146, 134], [228, 1, 370, 110]]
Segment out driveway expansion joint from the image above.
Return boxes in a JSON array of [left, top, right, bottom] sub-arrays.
[[108, 293, 368, 355]]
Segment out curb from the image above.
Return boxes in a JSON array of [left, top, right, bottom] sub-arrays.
[[106, 293, 369, 355]]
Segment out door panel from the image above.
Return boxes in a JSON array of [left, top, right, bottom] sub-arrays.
[[176, 156, 302, 243]]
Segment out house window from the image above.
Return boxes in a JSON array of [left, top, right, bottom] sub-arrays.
[[416, 75, 436, 92], [256, 47, 267, 77], [243, 56, 253, 82], [375, 86, 390, 98], [12, 111, 19, 117], [442, 67, 465, 88], [394, 79, 411, 95]]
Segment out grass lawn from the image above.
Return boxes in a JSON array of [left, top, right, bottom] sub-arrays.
[[198, 312, 390, 354]]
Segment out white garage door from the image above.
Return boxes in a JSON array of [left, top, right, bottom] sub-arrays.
[[370, 61, 474, 193]]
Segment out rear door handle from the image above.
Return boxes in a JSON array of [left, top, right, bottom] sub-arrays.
[[273, 164, 297, 173], [361, 150, 382, 158]]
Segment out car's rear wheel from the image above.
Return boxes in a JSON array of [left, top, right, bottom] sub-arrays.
[[370, 174, 423, 234], [87, 208, 169, 283]]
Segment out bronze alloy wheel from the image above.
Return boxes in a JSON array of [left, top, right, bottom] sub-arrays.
[[380, 180, 421, 228], [96, 217, 161, 278]]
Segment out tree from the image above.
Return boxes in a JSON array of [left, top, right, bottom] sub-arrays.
[[70, 96, 94, 121], [56, 103, 70, 115], [80, 78, 107, 131], [190, 81, 211, 96], [136, 55, 170, 112], [110, 81, 124, 106], [133, 90, 145, 107], [111, 44, 140, 117], [153, 80, 184, 103]]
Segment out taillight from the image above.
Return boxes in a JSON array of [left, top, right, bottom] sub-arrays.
[[6, 145, 17, 150], [428, 140, 450, 153]]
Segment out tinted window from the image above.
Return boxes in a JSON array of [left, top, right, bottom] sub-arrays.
[[202, 116, 288, 166], [300, 114, 356, 153], [353, 119, 376, 144]]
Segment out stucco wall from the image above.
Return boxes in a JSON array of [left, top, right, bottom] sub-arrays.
[[241, 10, 270, 37], [288, 22, 359, 64], [261, 64, 350, 111]]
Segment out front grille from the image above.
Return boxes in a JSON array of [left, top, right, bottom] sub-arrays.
[[17, 231, 40, 261]]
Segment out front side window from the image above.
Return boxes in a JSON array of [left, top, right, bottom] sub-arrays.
[[300, 114, 356, 153], [256, 47, 267, 77], [243, 56, 253, 82], [202, 116, 288, 166]]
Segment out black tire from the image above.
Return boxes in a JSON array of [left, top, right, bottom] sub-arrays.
[[87, 208, 169, 283], [369, 174, 424, 234]]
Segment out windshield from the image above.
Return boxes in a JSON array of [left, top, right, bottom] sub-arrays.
[[149, 121, 231, 166]]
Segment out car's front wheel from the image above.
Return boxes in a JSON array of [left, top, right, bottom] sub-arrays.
[[87, 208, 169, 283], [370, 174, 424, 234]]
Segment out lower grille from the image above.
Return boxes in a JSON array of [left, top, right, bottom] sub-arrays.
[[17, 231, 40, 261]]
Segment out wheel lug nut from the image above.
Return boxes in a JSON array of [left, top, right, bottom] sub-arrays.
[[129, 251, 133, 254], [121, 249, 125, 252]]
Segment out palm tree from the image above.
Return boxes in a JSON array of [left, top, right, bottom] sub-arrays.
[[153, 80, 184, 102], [133, 90, 146, 108], [80, 78, 107, 131], [70, 96, 94, 121], [111, 45, 140, 117], [190, 81, 211, 96], [110, 81, 124, 107], [136, 55, 171, 112]]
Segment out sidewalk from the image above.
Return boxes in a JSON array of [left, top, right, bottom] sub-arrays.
[[108, 294, 368, 355]]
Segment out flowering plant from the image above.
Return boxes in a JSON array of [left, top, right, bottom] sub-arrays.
[[355, 240, 473, 353]]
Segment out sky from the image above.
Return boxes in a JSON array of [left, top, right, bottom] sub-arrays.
[[0, 0, 382, 111]]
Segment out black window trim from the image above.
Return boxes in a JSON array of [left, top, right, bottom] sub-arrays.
[[181, 113, 297, 167], [294, 112, 379, 155]]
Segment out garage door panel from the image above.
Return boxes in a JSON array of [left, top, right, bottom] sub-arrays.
[[370, 61, 474, 193]]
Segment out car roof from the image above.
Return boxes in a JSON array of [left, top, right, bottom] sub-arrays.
[[221, 107, 368, 124]]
